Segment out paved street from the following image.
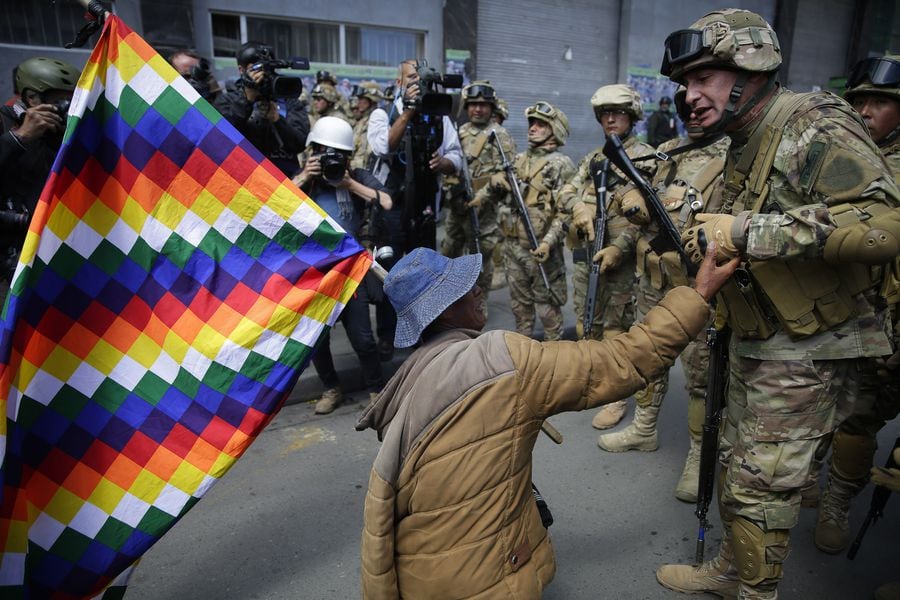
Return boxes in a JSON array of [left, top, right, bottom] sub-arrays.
[[126, 271, 900, 599]]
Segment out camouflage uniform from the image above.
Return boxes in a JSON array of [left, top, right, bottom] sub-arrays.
[[814, 55, 900, 555], [478, 102, 574, 340], [655, 11, 900, 600], [351, 82, 383, 171], [561, 135, 655, 340], [596, 134, 730, 498]]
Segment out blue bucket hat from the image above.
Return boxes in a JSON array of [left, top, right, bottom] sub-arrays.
[[384, 248, 482, 348]]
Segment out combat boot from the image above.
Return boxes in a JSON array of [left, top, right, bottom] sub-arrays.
[[597, 403, 659, 452], [675, 437, 701, 502], [314, 387, 343, 415], [656, 539, 738, 599], [591, 400, 627, 429], [814, 473, 858, 554]]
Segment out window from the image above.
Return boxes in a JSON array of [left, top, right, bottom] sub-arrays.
[[0, 0, 98, 47], [246, 17, 339, 63], [212, 13, 240, 59], [346, 26, 424, 67]]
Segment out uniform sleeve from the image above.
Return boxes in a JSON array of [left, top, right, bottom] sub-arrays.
[[506, 286, 711, 417], [742, 112, 900, 261], [559, 154, 592, 212], [542, 156, 576, 247]]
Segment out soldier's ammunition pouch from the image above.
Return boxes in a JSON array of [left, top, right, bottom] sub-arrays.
[[718, 267, 777, 340], [572, 248, 588, 264], [636, 238, 690, 290]]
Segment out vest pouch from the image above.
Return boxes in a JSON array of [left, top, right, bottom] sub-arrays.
[[661, 251, 690, 287], [719, 269, 776, 340], [879, 257, 900, 307], [664, 184, 688, 211], [749, 260, 854, 339], [635, 237, 651, 278], [646, 252, 664, 290]]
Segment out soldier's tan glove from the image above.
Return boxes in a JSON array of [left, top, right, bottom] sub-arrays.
[[592, 246, 623, 273], [571, 201, 595, 241], [620, 187, 650, 225], [870, 448, 900, 493], [531, 242, 551, 264], [682, 213, 745, 264], [467, 189, 486, 209]]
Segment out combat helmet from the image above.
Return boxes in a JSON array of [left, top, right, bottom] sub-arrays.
[[660, 9, 781, 133], [525, 101, 569, 146], [354, 80, 384, 104], [494, 98, 509, 122], [307, 115, 354, 151], [661, 9, 781, 83], [591, 84, 643, 122], [311, 82, 341, 105], [845, 55, 900, 103], [15, 57, 78, 95], [462, 80, 497, 106]]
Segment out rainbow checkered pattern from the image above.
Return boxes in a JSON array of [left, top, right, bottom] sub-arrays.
[[0, 16, 370, 598]]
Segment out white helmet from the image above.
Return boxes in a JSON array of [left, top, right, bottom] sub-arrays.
[[307, 116, 354, 151]]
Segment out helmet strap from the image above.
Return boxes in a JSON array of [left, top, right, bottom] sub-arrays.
[[703, 72, 776, 135], [880, 124, 900, 147]]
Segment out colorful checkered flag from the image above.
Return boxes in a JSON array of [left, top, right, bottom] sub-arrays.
[[0, 16, 370, 598]]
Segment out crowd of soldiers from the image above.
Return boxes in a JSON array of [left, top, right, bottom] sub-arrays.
[[2, 7, 899, 599]]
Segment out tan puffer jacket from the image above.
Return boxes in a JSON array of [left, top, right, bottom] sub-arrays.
[[356, 286, 710, 599]]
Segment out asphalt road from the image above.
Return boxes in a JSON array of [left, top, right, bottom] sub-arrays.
[[125, 272, 900, 600]]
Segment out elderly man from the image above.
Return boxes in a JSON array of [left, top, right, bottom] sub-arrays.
[[356, 245, 737, 598]]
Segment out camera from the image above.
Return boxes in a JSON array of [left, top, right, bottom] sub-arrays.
[[51, 99, 70, 116], [317, 149, 348, 184], [406, 60, 463, 116], [239, 44, 310, 100]]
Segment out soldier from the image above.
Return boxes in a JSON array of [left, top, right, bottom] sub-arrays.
[[492, 97, 509, 126], [596, 87, 730, 504], [350, 81, 383, 170], [646, 95, 678, 147], [476, 101, 574, 340], [442, 81, 515, 309], [814, 54, 900, 556], [309, 82, 350, 128], [654, 10, 900, 600], [0, 57, 77, 305], [315, 69, 355, 123], [561, 84, 656, 428]]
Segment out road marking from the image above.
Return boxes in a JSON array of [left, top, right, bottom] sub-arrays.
[[281, 426, 336, 456]]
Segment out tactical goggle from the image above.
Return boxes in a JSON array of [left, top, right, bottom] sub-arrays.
[[463, 84, 496, 100], [847, 56, 900, 89], [316, 70, 335, 83], [527, 101, 557, 118], [660, 29, 710, 77], [311, 84, 326, 95]]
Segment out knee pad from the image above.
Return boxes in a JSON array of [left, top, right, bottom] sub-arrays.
[[731, 517, 789, 586], [832, 429, 877, 481]]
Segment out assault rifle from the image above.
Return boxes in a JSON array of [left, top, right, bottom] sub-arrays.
[[602, 133, 697, 278], [695, 326, 730, 562], [847, 436, 900, 559], [582, 158, 608, 339], [457, 142, 483, 256], [490, 130, 562, 306]]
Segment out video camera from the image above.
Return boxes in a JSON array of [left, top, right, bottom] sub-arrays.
[[406, 60, 463, 116], [239, 44, 310, 100]]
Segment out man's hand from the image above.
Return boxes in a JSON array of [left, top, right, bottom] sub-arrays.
[[403, 82, 420, 110], [243, 68, 264, 102], [14, 104, 64, 142], [293, 155, 321, 188], [682, 213, 741, 264], [693, 242, 740, 302], [467, 189, 486, 209], [592, 246, 623, 273], [571, 201, 595, 241], [429, 151, 454, 174], [531, 242, 551, 263], [620, 188, 650, 225], [870, 448, 900, 493]]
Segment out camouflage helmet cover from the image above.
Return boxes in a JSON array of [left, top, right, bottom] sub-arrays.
[[15, 56, 79, 95], [591, 83, 643, 121], [662, 9, 782, 83], [462, 80, 497, 106], [494, 97, 509, 120], [525, 101, 569, 146], [845, 55, 900, 103], [355, 80, 384, 103], [311, 82, 341, 104]]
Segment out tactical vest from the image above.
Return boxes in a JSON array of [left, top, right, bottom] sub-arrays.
[[717, 91, 889, 340], [507, 151, 556, 244]]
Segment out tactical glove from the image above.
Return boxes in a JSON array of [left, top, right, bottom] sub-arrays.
[[620, 187, 650, 225], [531, 242, 551, 264], [467, 189, 486, 210], [870, 449, 900, 493], [571, 201, 595, 241], [592, 246, 623, 273], [682, 213, 743, 264]]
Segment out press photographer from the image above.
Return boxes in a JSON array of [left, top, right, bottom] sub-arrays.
[[292, 117, 393, 415], [214, 41, 309, 177], [0, 57, 77, 303], [169, 49, 220, 103], [368, 59, 463, 251]]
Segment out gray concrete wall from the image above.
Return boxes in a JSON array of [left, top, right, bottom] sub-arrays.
[[784, 0, 855, 90]]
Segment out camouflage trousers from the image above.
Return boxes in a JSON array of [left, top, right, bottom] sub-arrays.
[[718, 353, 866, 531], [570, 250, 636, 340], [635, 275, 710, 439], [441, 208, 499, 300], [504, 240, 567, 340]]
